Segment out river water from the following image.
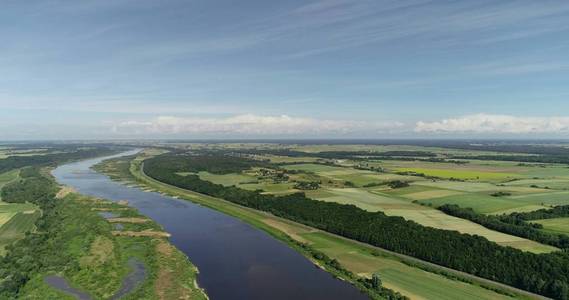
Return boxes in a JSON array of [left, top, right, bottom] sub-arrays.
[[52, 152, 367, 300]]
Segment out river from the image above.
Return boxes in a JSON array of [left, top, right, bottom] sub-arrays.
[[52, 151, 367, 300]]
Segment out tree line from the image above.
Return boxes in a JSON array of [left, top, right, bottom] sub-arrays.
[[144, 153, 569, 299], [508, 205, 569, 221]]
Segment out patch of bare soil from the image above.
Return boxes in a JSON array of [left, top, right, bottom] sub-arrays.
[[111, 230, 171, 238], [107, 217, 150, 224]]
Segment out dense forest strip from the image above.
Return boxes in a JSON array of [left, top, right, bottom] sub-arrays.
[[143, 153, 569, 300], [509, 205, 569, 221], [438, 204, 569, 249], [123, 156, 538, 300]]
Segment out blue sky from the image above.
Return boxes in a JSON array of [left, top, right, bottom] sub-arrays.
[[1, 0, 569, 139]]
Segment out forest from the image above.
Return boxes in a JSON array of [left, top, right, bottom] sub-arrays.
[[143, 153, 569, 299]]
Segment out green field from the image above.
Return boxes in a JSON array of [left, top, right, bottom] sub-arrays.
[[196, 171, 256, 186], [395, 167, 518, 181], [532, 218, 569, 235], [0, 211, 40, 255], [302, 232, 516, 300], [307, 187, 555, 253]]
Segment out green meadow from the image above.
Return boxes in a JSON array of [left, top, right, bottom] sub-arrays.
[[302, 232, 517, 300], [532, 218, 569, 236], [306, 187, 555, 253]]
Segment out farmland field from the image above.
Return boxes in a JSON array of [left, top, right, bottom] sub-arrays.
[[394, 167, 517, 181], [0, 211, 40, 255], [302, 232, 515, 300], [306, 187, 555, 253], [193, 150, 568, 253], [532, 218, 569, 236]]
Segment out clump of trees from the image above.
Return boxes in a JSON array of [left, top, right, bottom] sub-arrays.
[[1, 167, 58, 203], [386, 180, 409, 189], [294, 181, 320, 190], [490, 191, 512, 197], [144, 153, 569, 300]]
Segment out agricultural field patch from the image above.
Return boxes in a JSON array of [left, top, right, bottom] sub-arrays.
[[379, 185, 435, 195], [307, 188, 553, 252], [521, 165, 569, 178], [0, 211, 41, 255], [0, 202, 37, 226], [503, 179, 569, 190], [508, 191, 569, 207], [412, 180, 543, 194], [240, 182, 297, 194], [418, 193, 528, 214], [394, 167, 518, 181], [261, 154, 319, 164], [531, 218, 569, 236], [196, 171, 256, 187], [301, 232, 515, 300], [402, 189, 464, 200], [282, 163, 350, 173]]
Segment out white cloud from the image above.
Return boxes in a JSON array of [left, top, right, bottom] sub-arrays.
[[415, 114, 569, 134], [112, 114, 404, 136]]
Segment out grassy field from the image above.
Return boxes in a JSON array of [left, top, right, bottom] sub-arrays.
[[302, 232, 516, 300], [394, 167, 518, 181], [532, 218, 569, 235], [94, 152, 541, 299], [0, 211, 40, 255]]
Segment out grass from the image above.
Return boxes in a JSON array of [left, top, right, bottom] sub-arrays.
[[302, 232, 516, 300], [307, 187, 555, 253], [196, 171, 255, 186], [395, 167, 518, 181], [105, 152, 541, 300], [418, 193, 528, 214], [532, 218, 569, 235]]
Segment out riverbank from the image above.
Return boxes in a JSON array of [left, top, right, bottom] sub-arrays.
[[94, 150, 542, 300], [16, 173, 208, 299]]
